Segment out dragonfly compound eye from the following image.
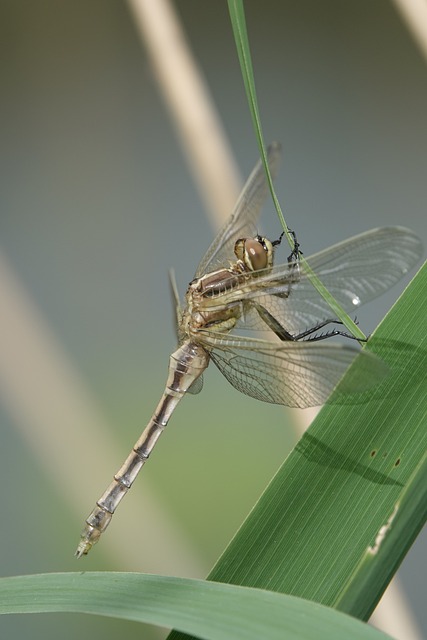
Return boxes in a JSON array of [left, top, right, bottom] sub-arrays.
[[241, 236, 274, 271]]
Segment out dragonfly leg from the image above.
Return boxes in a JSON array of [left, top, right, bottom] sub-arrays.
[[254, 304, 365, 343], [271, 228, 302, 299], [272, 228, 302, 266], [301, 327, 366, 342], [287, 228, 303, 266], [298, 318, 367, 342], [253, 302, 296, 340]]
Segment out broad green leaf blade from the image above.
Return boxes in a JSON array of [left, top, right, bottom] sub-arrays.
[[0, 572, 392, 640], [336, 452, 427, 619], [227, 0, 365, 340], [169, 262, 426, 640]]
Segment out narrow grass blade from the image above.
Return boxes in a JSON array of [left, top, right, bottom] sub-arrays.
[[0, 572, 392, 640], [227, 0, 365, 339], [169, 263, 426, 640]]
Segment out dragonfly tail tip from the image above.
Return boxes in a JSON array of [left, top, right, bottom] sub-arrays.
[[74, 540, 90, 558]]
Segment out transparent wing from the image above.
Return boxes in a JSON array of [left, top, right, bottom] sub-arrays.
[[230, 227, 423, 335], [202, 332, 388, 408], [187, 375, 204, 395], [194, 142, 282, 278], [169, 268, 182, 339]]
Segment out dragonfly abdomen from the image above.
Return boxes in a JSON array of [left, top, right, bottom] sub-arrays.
[[75, 342, 209, 557]]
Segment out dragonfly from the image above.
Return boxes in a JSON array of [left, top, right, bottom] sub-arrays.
[[75, 142, 423, 557]]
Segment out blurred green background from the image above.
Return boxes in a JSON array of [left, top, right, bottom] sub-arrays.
[[0, 1, 426, 638]]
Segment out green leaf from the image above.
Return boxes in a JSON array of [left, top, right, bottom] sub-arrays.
[[169, 263, 426, 640], [227, 0, 365, 340], [0, 572, 392, 640]]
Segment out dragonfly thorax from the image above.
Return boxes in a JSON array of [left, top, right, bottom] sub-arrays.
[[234, 235, 274, 272]]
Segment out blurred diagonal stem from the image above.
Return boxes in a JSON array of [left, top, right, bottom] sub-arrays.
[[393, 0, 427, 63], [127, 0, 242, 229]]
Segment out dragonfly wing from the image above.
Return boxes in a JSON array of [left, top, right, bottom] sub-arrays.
[[302, 226, 423, 303], [169, 268, 182, 340], [206, 333, 387, 408], [233, 227, 423, 335], [187, 375, 204, 395], [194, 142, 282, 278]]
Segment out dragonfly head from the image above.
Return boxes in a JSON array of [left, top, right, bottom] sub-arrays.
[[234, 235, 274, 272]]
